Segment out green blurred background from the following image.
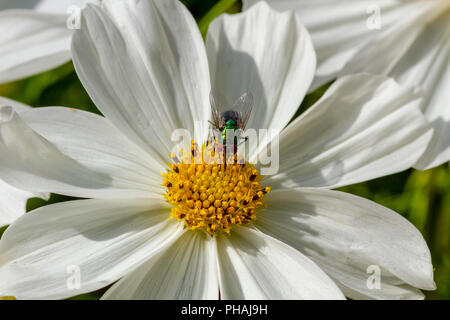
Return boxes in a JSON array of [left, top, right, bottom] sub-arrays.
[[0, 0, 448, 300]]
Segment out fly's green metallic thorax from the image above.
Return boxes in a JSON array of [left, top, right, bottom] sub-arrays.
[[224, 119, 237, 130], [222, 119, 238, 142]]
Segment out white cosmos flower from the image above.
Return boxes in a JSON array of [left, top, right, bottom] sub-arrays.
[[0, 97, 49, 227], [0, 0, 436, 300], [244, 0, 450, 171], [0, 0, 98, 83]]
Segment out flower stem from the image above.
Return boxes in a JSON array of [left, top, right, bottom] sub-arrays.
[[198, 0, 239, 37]]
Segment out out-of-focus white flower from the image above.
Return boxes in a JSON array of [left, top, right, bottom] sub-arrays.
[[244, 0, 450, 170], [0, 0, 98, 83], [0, 0, 435, 300], [0, 97, 48, 227]]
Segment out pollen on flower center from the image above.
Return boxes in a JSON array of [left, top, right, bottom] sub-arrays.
[[162, 141, 270, 235]]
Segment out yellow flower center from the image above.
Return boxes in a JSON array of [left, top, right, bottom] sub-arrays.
[[163, 142, 270, 235]]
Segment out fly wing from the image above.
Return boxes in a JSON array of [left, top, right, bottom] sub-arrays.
[[231, 92, 253, 130], [209, 90, 230, 129]]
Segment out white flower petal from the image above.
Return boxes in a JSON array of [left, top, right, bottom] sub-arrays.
[[244, 0, 443, 91], [246, 0, 450, 169], [255, 188, 435, 299], [0, 0, 92, 13], [216, 226, 344, 299], [206, 1, 316, 133], [264, 73, 433, 189], [342, 283, 425, 300], [0, 1, 99, 83], [0, 98, 49, 226], [0, 198, 183, 300], [0, 96, 32, 113], [243, 0, 386, 90], [339, 2, 443, 77], [103, 231, 219, 300], [0, 10, 72, 83], [389, 11, 450, 170], [22, 107, 165, 193], [0, 179, 48, 227], [0, 106, 161, 198], [72, 0, 211, 165]]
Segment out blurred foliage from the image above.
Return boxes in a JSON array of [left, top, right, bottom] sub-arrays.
[[0, 0, 448, 300]]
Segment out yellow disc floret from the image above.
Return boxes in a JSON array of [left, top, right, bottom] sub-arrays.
[[163, 141, 270, 235]]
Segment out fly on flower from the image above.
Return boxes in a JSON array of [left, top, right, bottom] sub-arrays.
[[209, 90, 253, 162], [0, 0, 436, 301]]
